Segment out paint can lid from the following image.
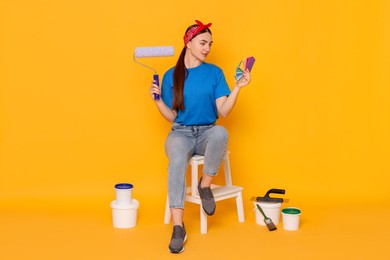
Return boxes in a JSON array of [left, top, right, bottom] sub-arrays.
[[115, 183, 133, 189], [282, 207, 301, 214]]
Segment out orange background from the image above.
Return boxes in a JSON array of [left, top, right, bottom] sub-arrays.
[[1, 0, 390, 259]]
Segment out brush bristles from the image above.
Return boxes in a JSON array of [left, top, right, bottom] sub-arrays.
[[134, 46, 174, 58], [264, 218, 277, 231]]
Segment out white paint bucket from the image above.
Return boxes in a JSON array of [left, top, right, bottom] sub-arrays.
[[254, 202, 281, 226], [111, 199, 139, 228], [282, 207, 301, 231], [114, 183, 133, 205]]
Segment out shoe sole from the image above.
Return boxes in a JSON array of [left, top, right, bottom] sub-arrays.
[[201, 205, 215, 216], [169, 234, 187, 254]]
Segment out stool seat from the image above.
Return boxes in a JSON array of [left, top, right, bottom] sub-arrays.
[[164, 151, 245, 234]]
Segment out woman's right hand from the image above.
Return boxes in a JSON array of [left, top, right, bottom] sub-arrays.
[[149, 81, 177, 122], [150, 81, 161, 101]]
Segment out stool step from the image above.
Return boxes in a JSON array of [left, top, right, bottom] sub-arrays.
[[186, 185, 243, 203], [212, 185, 243, 198]]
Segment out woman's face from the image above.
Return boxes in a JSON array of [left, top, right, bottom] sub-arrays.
[[187, 32, 213, 61]]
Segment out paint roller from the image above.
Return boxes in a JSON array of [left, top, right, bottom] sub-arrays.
[[133, 46, 174, 100]]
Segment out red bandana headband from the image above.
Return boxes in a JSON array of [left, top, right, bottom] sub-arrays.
[[183, 20, 212, 45]]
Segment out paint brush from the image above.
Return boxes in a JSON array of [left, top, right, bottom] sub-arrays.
[[256, 204, 277, 231]]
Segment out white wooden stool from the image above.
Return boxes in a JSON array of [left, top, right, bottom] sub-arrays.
[[164, 151, 245, 234]]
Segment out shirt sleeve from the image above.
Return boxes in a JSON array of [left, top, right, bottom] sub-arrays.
[[161, 69, 174, 109], [214, 69, 231, 99]]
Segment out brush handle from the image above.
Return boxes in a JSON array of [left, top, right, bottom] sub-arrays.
[[256, 204, 267, 219], [153, 74, 160, 100]]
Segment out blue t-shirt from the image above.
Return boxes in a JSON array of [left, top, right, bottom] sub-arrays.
[[161, 62, 231, 126]]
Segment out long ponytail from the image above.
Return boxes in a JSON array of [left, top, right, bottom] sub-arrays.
[[172, 47, 187, 111], [172, 24, 212, 111]]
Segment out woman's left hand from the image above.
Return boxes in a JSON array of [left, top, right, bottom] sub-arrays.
[[235, 69, 251, 88]]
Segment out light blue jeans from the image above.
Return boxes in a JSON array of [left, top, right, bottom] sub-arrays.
[[165, 123, 228, 209]]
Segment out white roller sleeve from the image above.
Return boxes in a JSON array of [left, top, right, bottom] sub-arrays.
[[134, 46, 174, 58]]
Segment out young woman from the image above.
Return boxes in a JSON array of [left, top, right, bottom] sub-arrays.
[[150, 20, 251, 254]]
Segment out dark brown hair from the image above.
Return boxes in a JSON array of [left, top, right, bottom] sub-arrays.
[[172, 25, 212, 111]]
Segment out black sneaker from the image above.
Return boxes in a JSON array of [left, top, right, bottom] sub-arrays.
[[197, 177, 216, 216], [168, 223, 187, 254]]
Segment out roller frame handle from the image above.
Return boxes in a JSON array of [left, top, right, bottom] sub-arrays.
[[153, 74, 160, 100]]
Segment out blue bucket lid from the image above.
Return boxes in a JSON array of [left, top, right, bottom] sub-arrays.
[[115, 183, 133, 189]]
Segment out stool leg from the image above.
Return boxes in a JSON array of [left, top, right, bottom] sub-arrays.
[[236, 191, 245, 222], [200, 208, 207, 234], [164, 195, 171, 224], [191, 161, 199, 197], [223, 153, 233, 186]]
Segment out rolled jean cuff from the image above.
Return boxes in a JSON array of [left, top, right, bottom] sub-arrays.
[[202, 171, 217, 177], [169, 204, 184, 209]]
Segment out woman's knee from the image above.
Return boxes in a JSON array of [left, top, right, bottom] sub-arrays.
[[209, 125, 228, 142]]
